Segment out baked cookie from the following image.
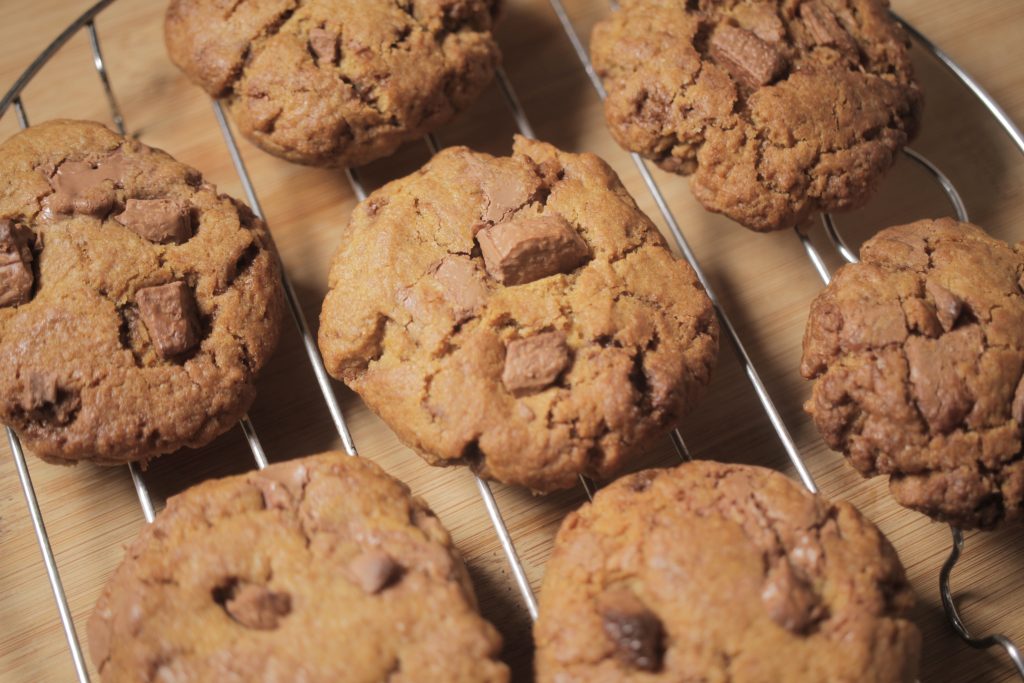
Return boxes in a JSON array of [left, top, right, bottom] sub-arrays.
[[318, 136, 719, 492], [802, 219, 1024, 529], [534, 460, 921, 682], [591, 0, 922, 232], [88, 452, 509, 682], [0, 120, 283, 465], [165, 0, 501, 167]]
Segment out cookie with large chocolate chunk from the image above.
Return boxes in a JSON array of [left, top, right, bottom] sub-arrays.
[[802, 219, 1024, 529], [318, 136, 719, 492], [0, 120, 284, 465], [534, 460, 921, 682], [165, 0, 501, 167], [591, 0, 922, 232], [88, 452, 509, 682]]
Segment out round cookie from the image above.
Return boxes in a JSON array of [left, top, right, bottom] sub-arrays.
[[534, 460, 921, 682], [318, 136, 719, 492], [165, 0, 501, 168], [591, 0, 922, 232], [802, 219, 1024, 529], [0, 120, 283, 465], [88, 452, 509, 682]]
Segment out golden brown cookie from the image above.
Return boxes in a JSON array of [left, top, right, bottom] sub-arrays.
[[534, 460, 921, 682], [591, 0, 922, 232], [318, 136, 719, 492], [88, 452, 509, 682], [0, 120, 283, 465], [802, 219, 1024, 529], [165, 0, 501, 167]]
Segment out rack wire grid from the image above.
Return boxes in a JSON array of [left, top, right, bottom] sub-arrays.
[[1, 0, 1023, 680]]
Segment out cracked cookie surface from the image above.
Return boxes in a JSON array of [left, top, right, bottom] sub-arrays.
[[318, 136, 719, 492], [802, 219, 1024, 529], [0, 120, 283, 465], [165, 0, 501, 167], [534, 460, 920, 682], [87, 452, 509, 682], [591, 0, 922, 232]]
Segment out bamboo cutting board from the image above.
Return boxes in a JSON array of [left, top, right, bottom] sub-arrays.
[[1, 0, 1023, 681]]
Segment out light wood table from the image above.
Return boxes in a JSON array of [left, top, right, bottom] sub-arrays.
[[1, 1, 1022, 681]]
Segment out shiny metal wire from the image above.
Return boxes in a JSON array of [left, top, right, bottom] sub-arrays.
[[2, 1, 1022, 680]]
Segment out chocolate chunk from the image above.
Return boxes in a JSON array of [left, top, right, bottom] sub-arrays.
[[1013, 374, 1024, 425], [223, 583, 292, 630], [349, 549, 401, 594], [801, 1, 858, 55], [502, 332, 570, 394], [309, 27, 339, 64], [709, 24, 788, 90], [115, 198, 192, 244], [16, 372, 79, 426], [135, 281, 202, 358], [597, 588, 665, 672], [253, 462, 310, 509], [925, 280, 964, 332], [476, 215, 589, 286], [0, 219, 34, 308], [761, 559, 819, 633], [433, 255, 489, 322], [467, 157, 543, 225], [906, 330, 980, 433], [43, 150, 128, 217]]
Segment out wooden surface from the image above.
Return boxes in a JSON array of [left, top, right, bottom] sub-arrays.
[[1, 0, 1023, 681]]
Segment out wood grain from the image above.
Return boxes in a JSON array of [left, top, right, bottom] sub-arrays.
[[1, 1, 1022, 681]]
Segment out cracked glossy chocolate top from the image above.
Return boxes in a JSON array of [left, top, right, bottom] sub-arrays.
[[87, 452, 509, 682], [534, 460, 921, 682], [803, 218, 1024, 529], [591, 0, 922, 232], [165, 0, 501, 167], [318, 136, 719, 492], [0, 119, 283, 465]]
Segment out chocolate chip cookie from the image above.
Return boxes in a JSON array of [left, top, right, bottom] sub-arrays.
[[802, 219, 1024, 529], [534, 460, 921, 682], [88, 452, 509, 682], [165, 0, 501, 167], [0, 120, 284, 465], [318, 136, 719, 492], [591, 0, 922, 232]]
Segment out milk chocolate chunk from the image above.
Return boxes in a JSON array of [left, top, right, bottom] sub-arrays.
[[115, 198, 192, 244], [308, 27, 339, 64], [502, 332, 570, 394], [349, 549, 401, 595], [476, 215, 589, 286], [709, 24, 788, 90], [597, 589, 665, 672], [433, 255, 488, 322], [44, 151, 127, 217], [925, 279, 964, 332], [801, 1, 858, 55], [223, 582, 292, 630], [135, 281, 202, 358], [0, 219, 34, 308], [761, 560, 819, 633]]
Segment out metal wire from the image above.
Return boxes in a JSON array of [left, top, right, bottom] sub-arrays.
[[3, 1, 1023, 679], [550, 0, 817, 493], [941, 527, 1024, 678]]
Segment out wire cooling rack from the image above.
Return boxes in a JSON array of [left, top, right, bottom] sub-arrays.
[[2, 1, 1023, 680]]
